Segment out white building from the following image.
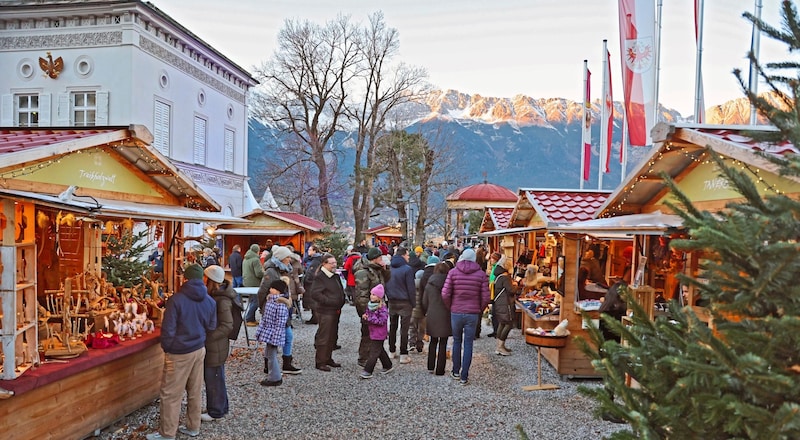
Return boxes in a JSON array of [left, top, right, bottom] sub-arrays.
[[0, 0, 260, 225]]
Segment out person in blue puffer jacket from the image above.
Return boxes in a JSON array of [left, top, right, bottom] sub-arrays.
[[148, 263, 217, 440]]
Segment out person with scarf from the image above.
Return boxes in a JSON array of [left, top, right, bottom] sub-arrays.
[[256, 246, 301, 375]]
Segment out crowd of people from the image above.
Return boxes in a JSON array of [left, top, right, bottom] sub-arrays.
[[146, 239, 538, 440]]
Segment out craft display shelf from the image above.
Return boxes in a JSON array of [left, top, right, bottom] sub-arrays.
[[0, 200, 38, 380]]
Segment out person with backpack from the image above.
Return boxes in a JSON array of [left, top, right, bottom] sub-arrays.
[[200, 265, 239, 422]]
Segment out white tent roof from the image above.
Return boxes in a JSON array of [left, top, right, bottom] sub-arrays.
[[548, 211, 683, 236]]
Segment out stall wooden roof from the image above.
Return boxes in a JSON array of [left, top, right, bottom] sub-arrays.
[[0, 126, 248, 223], [478, 206, 513, 233], [597, 123, 800, 218], [508, 188, 611, 229], [220, 208, 326, 232]]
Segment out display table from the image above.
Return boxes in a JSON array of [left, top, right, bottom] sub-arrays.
[[0, 330, 163, 440], [234, 287, 259, 348]]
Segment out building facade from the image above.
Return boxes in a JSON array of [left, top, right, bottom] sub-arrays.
[[0, 0, 259, 222]]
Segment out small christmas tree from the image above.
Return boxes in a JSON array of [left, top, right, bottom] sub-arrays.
[[578, 2, 800, 438], [102, 229, 153, 289]]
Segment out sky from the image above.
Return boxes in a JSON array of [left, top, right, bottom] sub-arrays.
[[152, 0, 789, 117]]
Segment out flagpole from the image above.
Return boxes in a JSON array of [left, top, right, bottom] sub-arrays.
[[749, 0, 763, 125], [599, 40, 609, 190], [653, 0, 663, 137], [694, 0, 705, 123], [581, 59, 588, 190], [620, 114, 628, 183]]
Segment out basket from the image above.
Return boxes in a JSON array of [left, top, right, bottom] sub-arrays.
[[524, 332, 568, 348]]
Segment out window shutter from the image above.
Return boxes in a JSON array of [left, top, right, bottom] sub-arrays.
[[96, 91, 109, 125], [57, 93, 70, 125], [153, 101, 170, 155], [38, 94, 51, 126], [224, 128, 234, 172], [193, 116, 206, 165], [1, 95, 12, 126]]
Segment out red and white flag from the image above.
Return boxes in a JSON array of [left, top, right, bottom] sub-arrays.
[[582, 66, 592, 181], [602, 48, 614, 172], [618, 0, 657, 146]]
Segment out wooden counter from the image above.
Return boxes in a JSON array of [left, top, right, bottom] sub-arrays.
[[0, 331, 163, 440]]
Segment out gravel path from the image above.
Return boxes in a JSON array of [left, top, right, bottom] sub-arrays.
[[92, 303, 626, 439]]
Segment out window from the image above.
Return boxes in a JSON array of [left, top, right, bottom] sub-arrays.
[[153, 100, 171, 156], [193, 116, 207, 164], [72, 91, 96, 126], [224, 128, 234, 171], [17, 94, 38, 127]]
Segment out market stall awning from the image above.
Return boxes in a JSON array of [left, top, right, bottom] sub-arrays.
[[92, 198, 250, 224], [478, 226, 539, 237], [0, 190, 249, 224], [213, 228, 300, 236], [548, 211, 684, 236]]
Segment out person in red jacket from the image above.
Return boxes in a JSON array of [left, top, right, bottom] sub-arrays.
[[342, 245, 361, 305], [441, 248, 491, 385]]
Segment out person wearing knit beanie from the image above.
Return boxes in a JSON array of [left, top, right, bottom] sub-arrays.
[[458, 248, 477, 262], [184, 263, 204, 279]]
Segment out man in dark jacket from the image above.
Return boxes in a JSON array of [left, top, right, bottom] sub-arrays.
[[307, 253, 346, 371], [384, 247, 416, 364], [441, 248, 491, 385], [353, 247, 391, 366], [148, 263, 216, 440], [227, 244, 243, 288], [302, 245, 324, 324]]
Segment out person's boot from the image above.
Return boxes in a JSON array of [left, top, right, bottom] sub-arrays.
[[282, 355, 302, 375], [264, 357, 269, 374], [502, 340, 513, 353], [495, 339, 511, 356]]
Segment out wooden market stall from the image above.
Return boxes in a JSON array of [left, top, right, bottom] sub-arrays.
[[363, 224, 403, 248], [480, 188, 610, 378], [532, 122, 800, 379], [214, 208, 326, 267], [0, 126, 248, 439]]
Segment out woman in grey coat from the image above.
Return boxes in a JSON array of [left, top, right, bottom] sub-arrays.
[[422, 262, 452, 375]]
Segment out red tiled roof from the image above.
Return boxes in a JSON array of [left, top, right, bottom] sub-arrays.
[[0, 129, 119, 153], [488, 207, 513, 229], [697, 128, 799, 156], [446, 182, 516, 202], [526, 190, 609, 224], [266, 211, 326, 231]]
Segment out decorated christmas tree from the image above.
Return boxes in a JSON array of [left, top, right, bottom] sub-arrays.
[[102, 229, 153, 289], [579, 2, 800, 438]]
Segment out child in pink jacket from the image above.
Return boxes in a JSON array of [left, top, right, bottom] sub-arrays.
[[359, 284, 394, 379]]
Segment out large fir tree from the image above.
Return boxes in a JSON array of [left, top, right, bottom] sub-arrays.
[[578, 2, 800, 438]]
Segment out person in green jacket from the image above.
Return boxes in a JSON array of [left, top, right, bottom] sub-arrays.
[[242, 244, 264, 325]]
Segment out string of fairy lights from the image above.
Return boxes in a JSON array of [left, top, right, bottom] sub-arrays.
[[603, 140, 785, 217], [0, 142, 209, 210]]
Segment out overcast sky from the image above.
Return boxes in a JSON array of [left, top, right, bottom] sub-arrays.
[[152, 0, 789, 116]]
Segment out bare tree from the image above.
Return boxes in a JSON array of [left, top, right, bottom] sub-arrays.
[[347, 12, 429, 242], [251, 15, 360, 224]]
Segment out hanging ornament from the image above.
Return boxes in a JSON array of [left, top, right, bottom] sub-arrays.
[[121, 218, 134, 232], [104, 220, 116, 233], [36, 211, 50, 230]]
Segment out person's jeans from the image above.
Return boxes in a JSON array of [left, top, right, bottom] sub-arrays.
[[203, 364, 229, 418], [244, 295, 258, 322], [451, 313, 479, 381], [387, 300, 412, 355], [265, 344, 282, 382], [282, 326, 294, 356], [232, 276, 243, 288]]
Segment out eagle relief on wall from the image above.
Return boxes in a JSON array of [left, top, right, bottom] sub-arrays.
[[38, 51, 64, 79]]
